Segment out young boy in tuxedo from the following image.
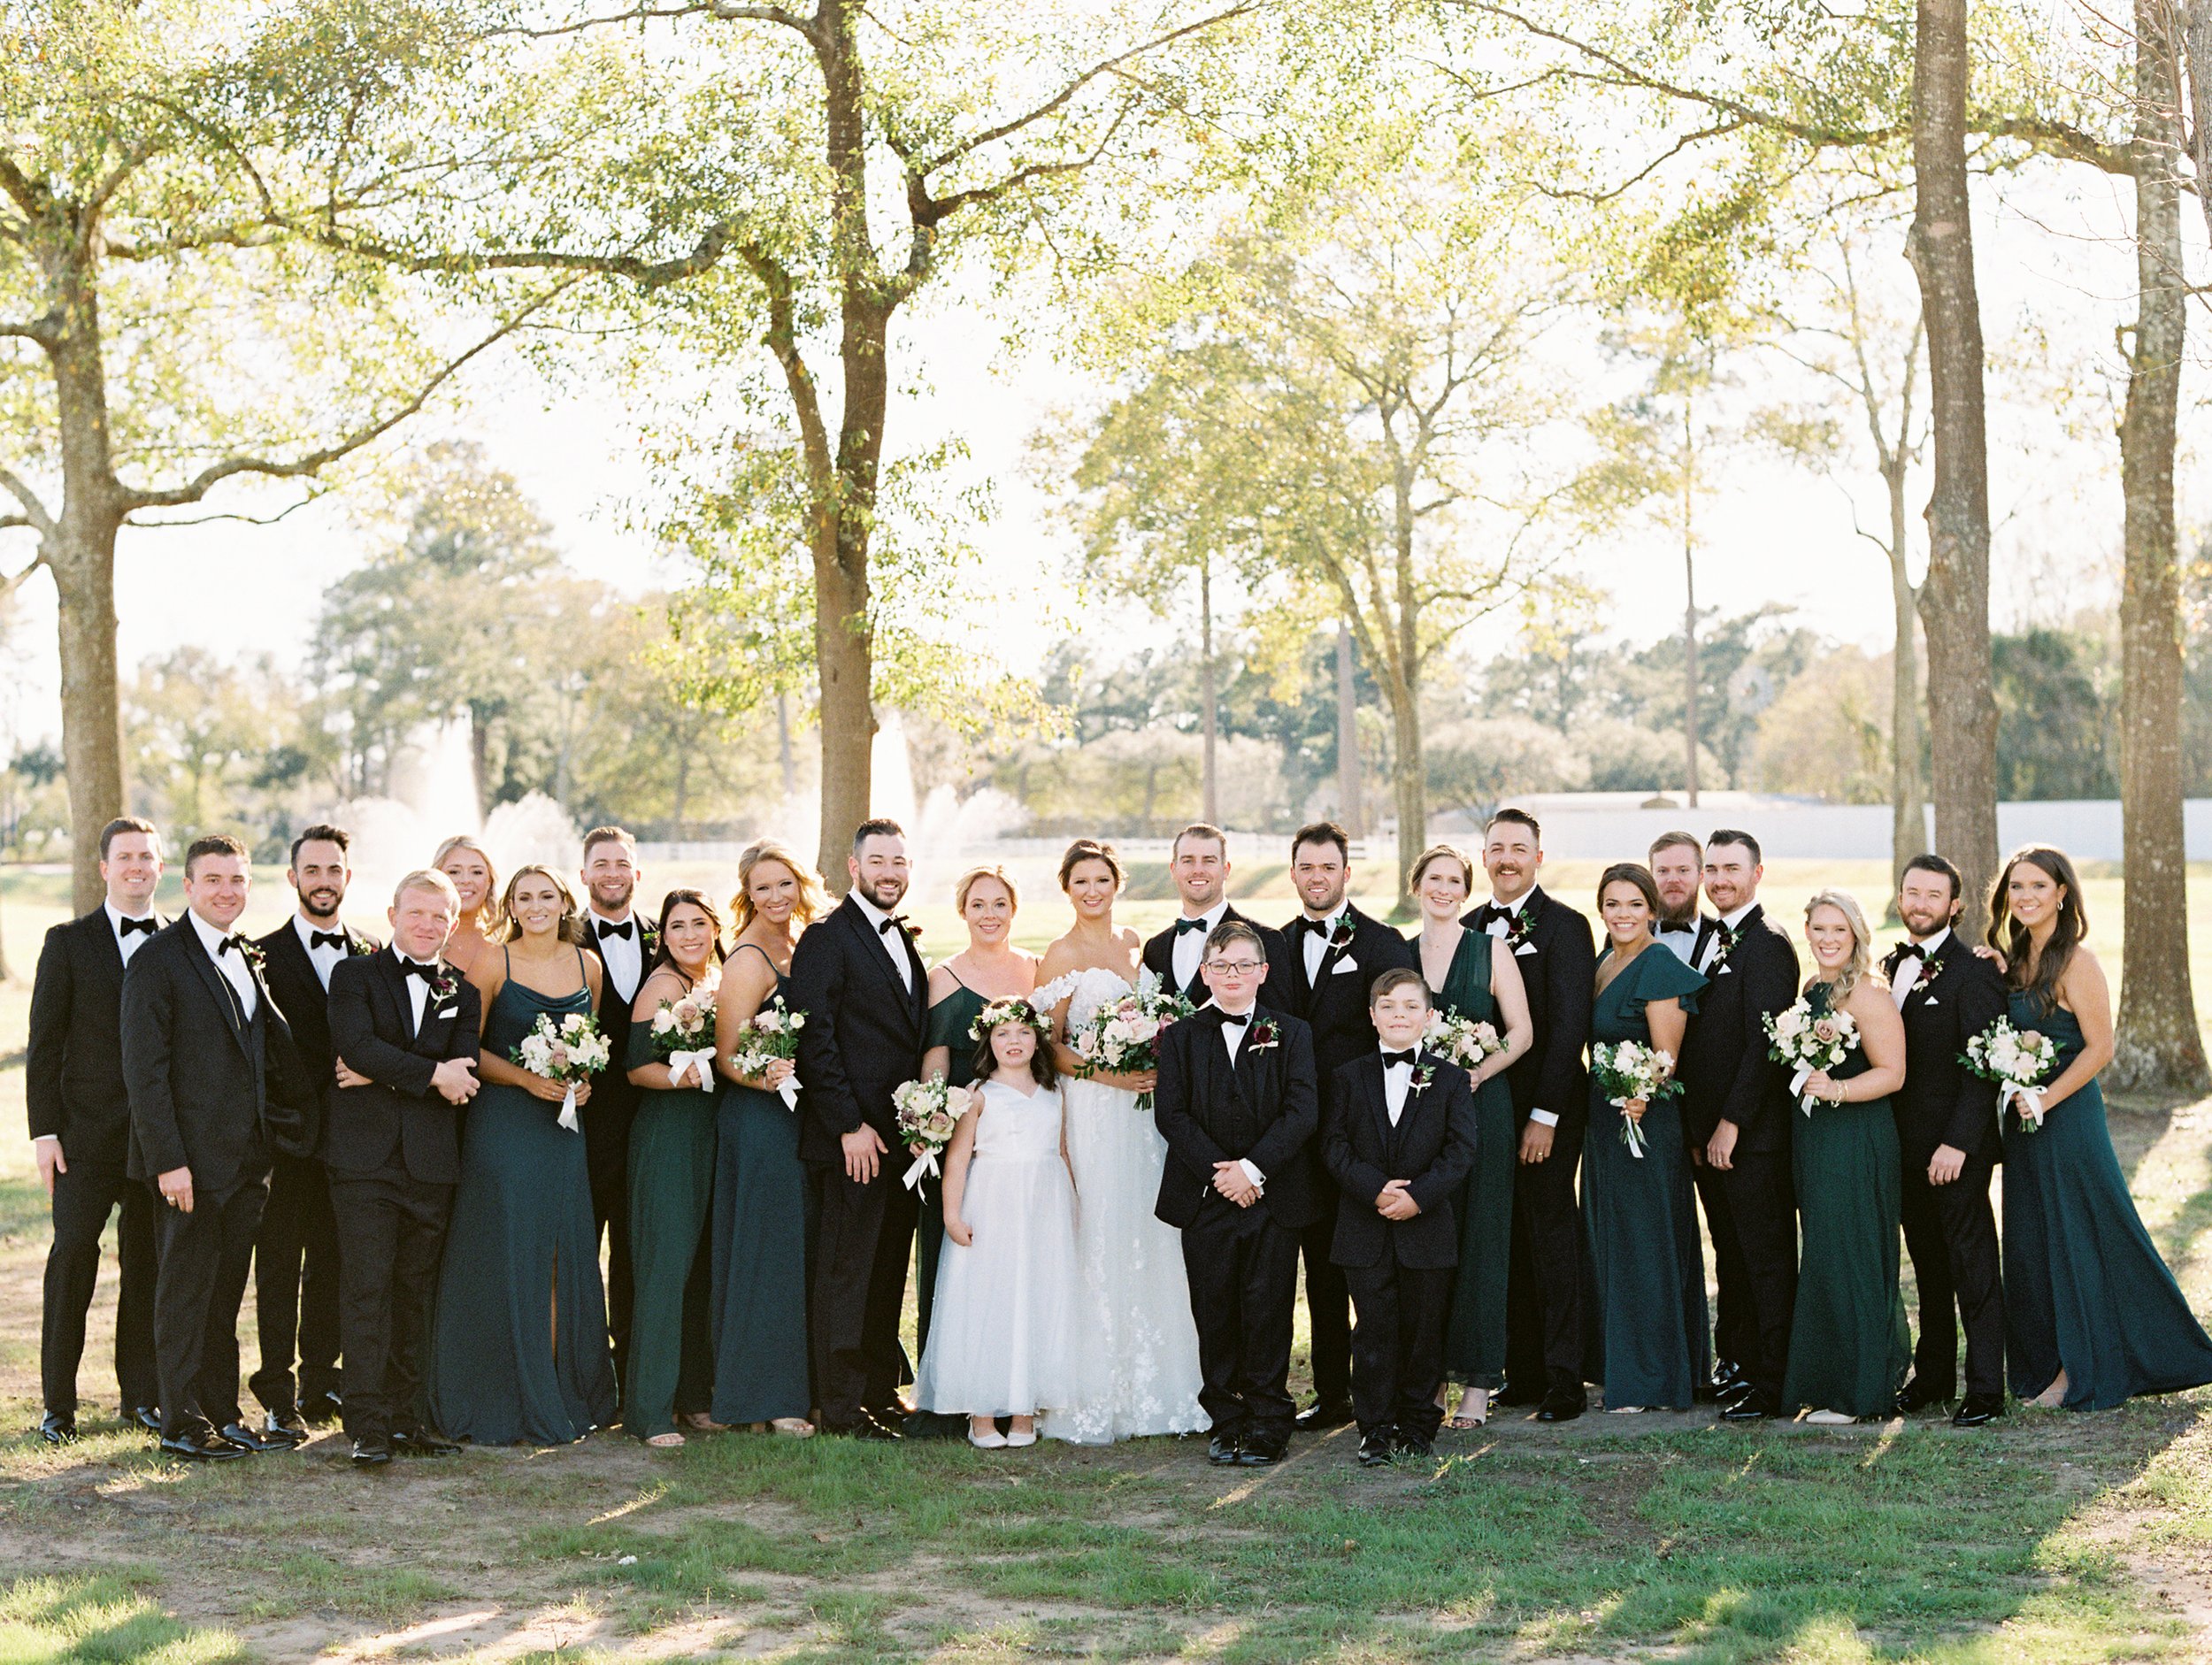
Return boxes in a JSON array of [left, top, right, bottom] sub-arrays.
[[1323, 969, 1479, 1465], [1152, 920, 1320, 1467]]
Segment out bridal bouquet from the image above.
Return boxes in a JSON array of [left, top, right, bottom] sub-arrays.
[[1590, 1040, 1679, 1159], [511, 1010, 611, 1132], [1765, 996, 1861, 1115], [729, 996, 807, 1109], [1961, 1017, 2061, 1132], [1422, 1010, 1508, 1070], [892, 1077, 979, 1191], [1067, 970, 1194, 1111], [648, 980, 718, 1092]]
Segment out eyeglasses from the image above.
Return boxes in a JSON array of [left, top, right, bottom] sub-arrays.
[[1207, 959, 1265, 976]]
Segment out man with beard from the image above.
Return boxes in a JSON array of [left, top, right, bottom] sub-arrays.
[[791, 818, 928, 1439], [578, 825, 657, 1403], [1140, 824, 1292, 1009], [249, 825, 376, 1442], [1882, 854, 2007, 1427], [1648, 832, 1711, 965], [1463, 809, 1595, 1422]]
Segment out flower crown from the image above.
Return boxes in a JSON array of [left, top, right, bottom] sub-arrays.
[[968, 998, 1044, 1040]]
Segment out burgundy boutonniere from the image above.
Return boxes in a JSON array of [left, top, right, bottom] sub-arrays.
[[1328, 917, 1356, 952], [1410, 1063, 1437, 1096], [1502, 909, 1536, 954], [1247, 1017, 1281, 1052], [428, 969, 460, 1003], [1706, 921, 1742, 970], [1918, 955, 1946, 985], [238, 939, 267, 976]]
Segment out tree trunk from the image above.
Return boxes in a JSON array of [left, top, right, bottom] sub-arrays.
[[811, 541, 873, 888], [1199, 557, 1220, 825], [2112, 0, 2208, 1094], [1681, 402, 1700, 808], [1389, 674, 1424, 909], [1336, 620, 1363, 837], [1907, 0, 2001, 938], [1885, 456, 1926, 898], [776, 690, 796, 801]]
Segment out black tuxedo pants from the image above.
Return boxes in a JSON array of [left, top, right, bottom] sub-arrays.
[[250, 1149, 342, 1413], [1707, 1148, 1796, 1397], [1690, 1158, 1752, 1375], [1181, 1201, 1298, 1445], [1296, 1210, 1354, 1406], [811, 1158, 920, 1427], [1346, 1255, 1450, 1442], [1503, 1124, 1587, 1394], [1900, 1150, 2003, 1399], [150, 1173, 269, 1439], [42, 1157, 158, 1416], [583, 1086, 637, 1405], [329, 1168, 453, 1441]]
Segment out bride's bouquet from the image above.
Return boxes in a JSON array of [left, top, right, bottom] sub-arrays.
[[728, 995, 807, 1109], [648, 980, 718, 1091], [1422, 1010, 1508, 1070], [1960, 1017, 2061, 1132], [1589, 1040, 1679, 1159], [1066, 970, 1194, 1111], [892, 1077, 979, 1191], [1765, 995, 1861, 1115], [511, 1010, 611, 1132]]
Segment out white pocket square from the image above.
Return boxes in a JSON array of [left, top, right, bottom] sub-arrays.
[[434, 1004, 458, 1018], [1920, 995, 1939, 1006], [1513, 942, 1538, 956], [1715, 963, 1733, 976], [1332, 956, 1360, 974]]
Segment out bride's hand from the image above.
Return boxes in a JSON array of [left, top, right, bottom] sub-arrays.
[[1099, 1069, 1156, 1094], [946, 1216, 973, 1247]]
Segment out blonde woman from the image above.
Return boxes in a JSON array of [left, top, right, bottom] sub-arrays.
[[1779, 890, 1909, 1423], [709, 839, 828, 1436], [433, 835, 501, 978]]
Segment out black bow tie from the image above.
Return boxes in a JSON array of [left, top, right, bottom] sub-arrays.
[[216, 934, 248, 957], [1175, 916, 1212, 936], [879, 914, 912, 938], [1218, 1009, 1252, 1029], [596, 918, 634, 941], [1382, 1049, 1417, 1071], [401, 959, 441, 980], [1893, 941, 1927, 963], [1473, 902, 1511, 929], [310, 929, 347, 951], [118, 916, 155, 938], [1297, 916, 1337, 939]]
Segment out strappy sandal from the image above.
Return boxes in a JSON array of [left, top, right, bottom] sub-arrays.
[[769, 1417, 815, 1438], [678, 1412, 728, 1432], [645, 1431, 686, 1448], [1447, 1387, 1489, 1431]]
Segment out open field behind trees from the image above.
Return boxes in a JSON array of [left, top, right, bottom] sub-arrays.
[[5, 862, 2212, 1661]]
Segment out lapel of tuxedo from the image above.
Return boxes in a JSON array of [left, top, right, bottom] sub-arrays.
[[375, 949, 421, 1045], [179, 927, 252, 1056], [842, 900, 921, 1033], [88, 909, 125, 979]]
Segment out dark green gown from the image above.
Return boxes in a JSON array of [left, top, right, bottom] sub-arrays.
[[2002, 995, 2212, 1409], [1583, 944, 1709, 1410], [428, 951, 618, 1445], [918, 981, 988, 1357], [1781, 981, 1910, 1418], [709, 947, 813, 1424], [623, 980, 717, 1439], [1424, 929, 1517, 1392]]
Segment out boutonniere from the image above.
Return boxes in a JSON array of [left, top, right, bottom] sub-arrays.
[[349, 936, 373, 957], [1410, 1063, 1437, 1096], [1327, 917, 1356, 952], [1707, 922, 1741, 970], [1502, 909, 1537, 954], [428, 968, 460, 1003], [1919, 955, 1947, 984], [237, 939, 267, 976], [1247, 1017, 1281, 1052]]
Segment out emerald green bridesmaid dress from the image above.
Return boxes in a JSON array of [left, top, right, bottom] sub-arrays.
[[1424, 928, 1517, 1393], [623, 982, 717, 1439]]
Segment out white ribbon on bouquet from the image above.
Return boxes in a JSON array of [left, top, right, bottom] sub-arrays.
[[1999, 1079, 2047, 1131], [902, 1147, 941, 1192], [556, 1082, 580, 1132], [666, 1047, 717, 1092]]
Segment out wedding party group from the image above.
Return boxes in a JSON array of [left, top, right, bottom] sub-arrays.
[[26, 805, 2212, 1473]]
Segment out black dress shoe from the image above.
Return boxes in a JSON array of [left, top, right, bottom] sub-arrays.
[[1952, 1392, 2005, 1428], [350, 1436, 392, 1468], [1720, 1390, 1777, 1422], [1536, 1388, 1586, 1423], [825, 1416, 899, 1442], [1496, 1382, 1542, 1408], [1393, 1431, 1434, 1461], [1357, 1432, 1394, 1467], [297, 1390, 343, 1426], [263, 1410, 310, 1445], [1715, 1375, 1757, 1408], [1895, 1377, 1953, 1415], [162, 1430, 248, 1462], [38, 1411, 77, 1446], [130, 1406, 162, 1434], [1710, 1357, 1741, 1390], [1207, 1433, 1240, 1465], [392, 1428, 460, 1456], [219, 1421, 294, 1454], [1235, 1437, 1286, 1465], [1294, 1399, 1354, 1431]]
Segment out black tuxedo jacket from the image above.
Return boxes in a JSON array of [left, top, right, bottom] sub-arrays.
[[1153, 1007, 1321, 1231], [1880, 935, 2007, 1162], [1459, 887, 1596, 1133], [325, 949, 481, 1185], [255, 917, 380, 1157], [581, 913, 659, 1075], [27, 908, 165, 1165], [790, 895, 928, 1166], [1676, 903, 1801, 1154], [1140, 905, 1294, 1011], [1276, 904, 1417, 1103], [1322, 1051, 1478, 1270], [121, 919, 311, 1189]]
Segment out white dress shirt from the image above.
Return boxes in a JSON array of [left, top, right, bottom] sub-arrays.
[[189, 909, 257, 1022], [1656, 916, 1707, 965], [1890, 925, 1951, 1009], [106, 902, 157, 967], [294, 914, 349, 991], [1300, 907, 1348, 982], [589, 909, 645, 1004], [396, 955, 438, 1032], [849, 892, 912, 991], [1381, 1046, 1416, 1126], [1217, 1006, 1267, 1190], [1697, 902, 1759, 973], [1481, 892, 1555, 1127], [1171, 898, 1229, 992]]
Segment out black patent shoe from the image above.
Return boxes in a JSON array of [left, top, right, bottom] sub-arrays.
[[1951, 1393, 2005, 1428], [1235, 1438, 1286, 1466], [1720, 1390, 1777, 1423], [350, 1436, 392, 1468], [1357, 1432, 1394, 1467], [1536, 1388, 1586, 1423], [297, 1390, 343, 1426], [220, 1421, 294, 1454], [1206, 1433, 1240, 1466], [1394, 1431, 1435, 1461], [1895, 1377, 1953, 1415], [263, 1410, 310, 1446], [130, 1405, 162, 1434], [162, 1430, 248, 1462], [1294, 1399, 1354, 1432], [392, 1428, 460, 1456], [38, 1410, 76, 1446]]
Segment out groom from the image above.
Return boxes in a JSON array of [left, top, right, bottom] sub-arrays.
[[791, 817, 928, 1440], [1153, 920, 1320, 1466]]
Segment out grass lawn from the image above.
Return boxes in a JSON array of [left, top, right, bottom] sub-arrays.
[[2, 861, 2211, 1660]]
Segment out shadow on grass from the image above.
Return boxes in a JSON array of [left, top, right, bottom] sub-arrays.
[[0, 1573, 250, 1664]]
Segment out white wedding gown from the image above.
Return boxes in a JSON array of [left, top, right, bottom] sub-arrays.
[[1041, 966, 1210, 1445]]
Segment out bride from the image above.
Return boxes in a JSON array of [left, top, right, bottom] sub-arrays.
[[1033, 838, 1209, 1444]]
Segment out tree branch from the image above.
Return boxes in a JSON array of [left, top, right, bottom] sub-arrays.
[[0, 464, 57, 539]]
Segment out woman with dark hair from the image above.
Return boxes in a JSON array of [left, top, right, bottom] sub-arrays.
[[429, 864, 618, 1444], [1581, 863, 1709, 1413], [1990, 846, 2212, 1409], [622, 890, 727, 1446]]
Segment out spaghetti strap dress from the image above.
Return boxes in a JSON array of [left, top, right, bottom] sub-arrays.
[[428, 948, 618, 1445], [623, 974, 718, 1439], [1425, 928, 1517, 1393], [918, 976, 989, 1354]]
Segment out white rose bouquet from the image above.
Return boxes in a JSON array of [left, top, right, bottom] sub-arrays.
[[729, 995, 807, 1110], [1590, 1040, 1679, 1159], [1764, 995, 1862, 1115], [1066, 970, 1194, 1111], [648, 979, 718, 1091], [1960, 1017, 2061, 1132], [892, 1077, 979, 1191], [511, 1010, 611, 1132], [1422, 1010, 1508, 1070]]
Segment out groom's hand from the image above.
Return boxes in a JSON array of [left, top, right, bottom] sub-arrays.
[[842, 1124, 887, 1185]]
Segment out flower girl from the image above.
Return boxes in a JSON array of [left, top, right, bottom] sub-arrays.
[[914, 1000, 1083, 1449]]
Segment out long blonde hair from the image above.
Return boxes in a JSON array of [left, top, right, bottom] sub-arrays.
[[730, 839, 829, 936], [1804, 888, 1873, 1005], [433, 834, 503, 936], [495, 863, 587, 946]]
